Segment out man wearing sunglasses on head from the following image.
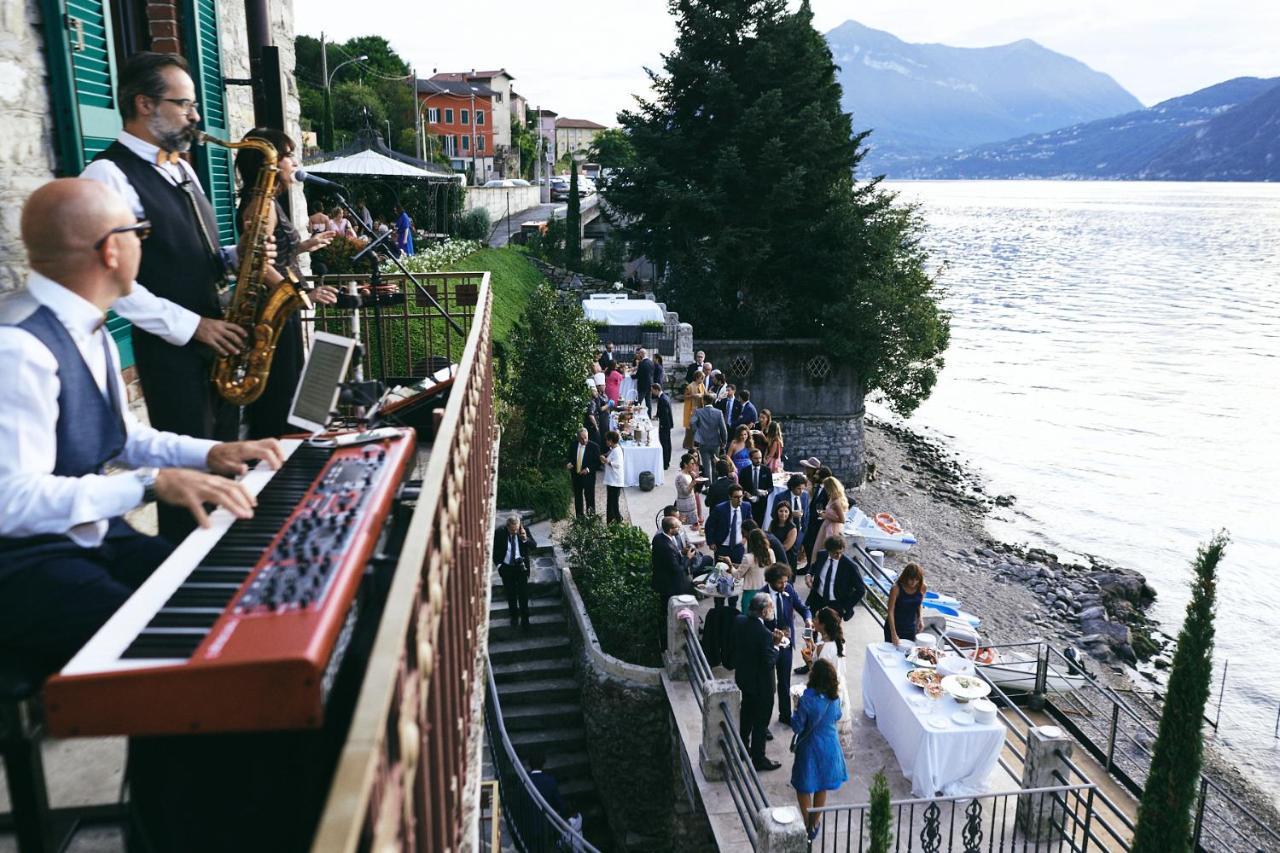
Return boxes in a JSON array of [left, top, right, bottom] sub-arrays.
[[81, 52, 269, 539], [0, 178, 283, 678]]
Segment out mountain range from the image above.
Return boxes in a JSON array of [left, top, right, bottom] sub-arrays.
[[826, 21, 1280, 181]]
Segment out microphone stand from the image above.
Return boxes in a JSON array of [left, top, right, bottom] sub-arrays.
[[350, 229, 398, 381]]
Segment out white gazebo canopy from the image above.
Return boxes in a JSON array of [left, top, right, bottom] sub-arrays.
[[307, 149, 442, 178]]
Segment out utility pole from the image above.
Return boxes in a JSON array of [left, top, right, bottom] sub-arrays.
[[469, 90, 477, 185], [319, 32, 329, 150], [411, 66, 422, 161]]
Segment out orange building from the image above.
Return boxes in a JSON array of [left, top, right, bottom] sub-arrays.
[[418, 76, 497, 179]]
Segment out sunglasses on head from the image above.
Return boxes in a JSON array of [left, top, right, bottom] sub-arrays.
[[93, 220, 152, 251]]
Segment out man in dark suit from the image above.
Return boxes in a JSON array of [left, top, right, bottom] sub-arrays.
[[566, 428, 601, 517], [690, 398, 728, 477], [805, 536, 866, 622], [704, 460, 736, 511], [634, 347, 655, 415], [738, 447, 773, 525], [651, 517, 692, 647], [685, 350, 706, 384], [733, 594, 785, 770], [761, 563, 812, 724], [662, 505, 715, 578], [781, 474, 810, 570], [716, 384, 738, 429], [800, 463, 832, 565], [599, 342, 616, 370], [493, 514, 536, 628], [653, 382, 675, 469], [705, 485, 747, 563], [733, 389, 759, 430], [527, 750, 565, 815]]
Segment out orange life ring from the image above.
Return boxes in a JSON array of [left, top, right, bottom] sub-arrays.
[[874, 512, 902, 535], [972, 647, 998, 665]]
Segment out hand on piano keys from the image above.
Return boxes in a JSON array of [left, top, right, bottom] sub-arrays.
[[206, 437, 286, 477], [155, 468, 257, 528]]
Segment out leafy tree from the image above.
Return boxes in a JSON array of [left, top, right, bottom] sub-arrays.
[[867, 770, 893, 853], [610, 0, 949, 416], [506, 285, 596, 469], [565, 162, 582, 270], [295, 34, 418, 156], [586, 127, 635, 170], [331, 81, 387, 131], [1132, 533, 1228, 853]]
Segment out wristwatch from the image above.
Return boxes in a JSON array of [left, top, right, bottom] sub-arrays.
[[134, 467, 159, 504]]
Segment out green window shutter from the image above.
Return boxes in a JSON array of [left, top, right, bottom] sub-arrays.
[[39, 0, 123, 175], [182, 0, 237, 245]]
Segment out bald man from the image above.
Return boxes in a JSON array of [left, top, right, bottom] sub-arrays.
[[0, 178, 283, 677]]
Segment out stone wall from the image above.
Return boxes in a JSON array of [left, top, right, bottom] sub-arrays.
[[696, 338, 867, 485], [463, 185, 540, 225], [560, 569, 714, 851], [0, 0, 57, 291]]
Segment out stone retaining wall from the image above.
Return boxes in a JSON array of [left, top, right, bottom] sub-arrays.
[[560, 568, 714, 851]]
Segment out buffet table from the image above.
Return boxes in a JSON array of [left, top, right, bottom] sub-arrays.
[[861, 646, 1005, 797], [581, 297, 666, 325], [619, 443, 664, 487]]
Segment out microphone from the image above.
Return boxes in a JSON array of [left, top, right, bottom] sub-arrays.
[[294, 168, 347, 195]]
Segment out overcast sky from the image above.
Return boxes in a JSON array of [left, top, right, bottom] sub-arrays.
[[294, 0, 1280, 124]]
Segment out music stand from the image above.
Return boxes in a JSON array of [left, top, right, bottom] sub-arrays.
[[288, 331, 358, 434]]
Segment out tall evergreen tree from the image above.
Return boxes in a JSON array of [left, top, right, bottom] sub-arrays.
[[611, 0, 949, 415], [565, 162, 582, 271], [1131, 532, 1227, 853]]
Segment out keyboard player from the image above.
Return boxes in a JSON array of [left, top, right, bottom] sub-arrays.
[[0, 178, 283, 678]]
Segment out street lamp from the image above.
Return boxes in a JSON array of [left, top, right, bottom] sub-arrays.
[[323, 54, 368, 151]]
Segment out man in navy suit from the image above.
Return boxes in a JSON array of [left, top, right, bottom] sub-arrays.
[[780, 474, 810, 570], [634, 346, 654, 414], [733, 594, 785, 770], [761, 563, 812, 724], [653, 382, 675, 469], [738, 447, 772, 525], [527, 750, 565, 815], [733, 388, 758, 430], [800, 463, 832, 565], [716, 383, 738, 428], [705, 485, 747, 562], [805, 536, 866, 621]]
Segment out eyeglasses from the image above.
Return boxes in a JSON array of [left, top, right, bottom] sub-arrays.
[[157, 97, 199, 114], [93, 220, 152, 250]]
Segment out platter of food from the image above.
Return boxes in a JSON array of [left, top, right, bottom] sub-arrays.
[[941, 674, 992, 703], [907, 668, 941, 689], [907, 647, 942, 668]]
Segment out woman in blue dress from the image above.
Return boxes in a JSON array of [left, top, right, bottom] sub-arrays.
[[790, 658, 849, 840]]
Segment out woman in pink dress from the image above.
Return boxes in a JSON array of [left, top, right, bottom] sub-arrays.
[[604, 364, 624, 403], [815, 476, 849, 549], [763, 419, 784, 473]]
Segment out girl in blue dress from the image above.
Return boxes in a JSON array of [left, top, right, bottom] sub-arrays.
[[790, 658, 849, 840]]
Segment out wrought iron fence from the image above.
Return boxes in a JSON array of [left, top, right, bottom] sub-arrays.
[[310, 272, 494, 851], [483, 666, 600, 853], [301, 271, 483, 382], [683, 620, 712, 711]]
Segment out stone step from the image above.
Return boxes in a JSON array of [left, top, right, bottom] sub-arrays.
[[488, 612, 568, 642], [492, 656, 575, 684], [489, 597, 564, 620], [490, 579, 561, 598], [508, 725, 589, 754], [488, 635, 572, 665], [495, 677, 579, 707], [539, 749, 592, 780], [498, 702, 584, 732]]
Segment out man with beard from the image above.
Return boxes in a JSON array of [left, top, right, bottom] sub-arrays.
[[82, 52, 259, 539]]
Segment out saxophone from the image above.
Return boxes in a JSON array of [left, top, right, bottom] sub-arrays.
[[196, 131, 311, 406]]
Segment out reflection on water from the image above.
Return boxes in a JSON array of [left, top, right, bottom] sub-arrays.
[[888, 180, 1280, 804]]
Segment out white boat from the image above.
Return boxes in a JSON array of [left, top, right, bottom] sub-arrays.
[[968, 649, 1090, 695], [843, 507, 917, 553]]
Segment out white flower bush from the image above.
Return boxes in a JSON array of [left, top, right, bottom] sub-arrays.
[[381, 239, 483, 274]]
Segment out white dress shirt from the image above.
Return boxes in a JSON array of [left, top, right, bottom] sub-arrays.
[[81, 131, 222, 347], [603, 446, 625, 487], [0, 273, 217, 545]]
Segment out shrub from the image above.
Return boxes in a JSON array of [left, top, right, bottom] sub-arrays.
[[497, 463, 572, 521], [311, 234, 369, 275], [564, 515, 662, 667], [458, 208, 491, 241], [867, 769, 893, 853]]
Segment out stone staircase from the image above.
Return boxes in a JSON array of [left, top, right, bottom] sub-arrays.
[[488, 579, 608, 848]]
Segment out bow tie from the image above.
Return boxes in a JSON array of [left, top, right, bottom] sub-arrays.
[[155, 150, 182, 166]]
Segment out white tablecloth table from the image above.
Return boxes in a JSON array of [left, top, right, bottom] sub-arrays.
[[619, 444, 664, 487], [861, 647, 1005, 797], [618, 376, 638, 403], [582, 298, 666, 325]]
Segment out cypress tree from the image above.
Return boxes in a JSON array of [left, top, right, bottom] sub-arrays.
[[867, 769, 893, 853], [565, 161, 582, 271], [1131, 532, 1228, 853], [611, 0, 949, 415]]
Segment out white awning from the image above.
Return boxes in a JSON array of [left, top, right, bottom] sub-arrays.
[[307, 149, 442, 178], [581, 298, 665, 325]]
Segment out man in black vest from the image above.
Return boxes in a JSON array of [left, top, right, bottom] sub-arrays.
[[0, 179, 281, 677], [82, 52, 261, 539]]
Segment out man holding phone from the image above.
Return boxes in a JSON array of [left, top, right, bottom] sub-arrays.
[[761, 563, 811, 725]]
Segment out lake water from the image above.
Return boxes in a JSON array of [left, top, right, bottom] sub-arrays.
[[885, 180, 1280, 804]]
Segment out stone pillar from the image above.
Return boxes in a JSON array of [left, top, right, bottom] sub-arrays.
[[755, 805, 807, 852], [663, 595, 699, 679], [676, 323, 694, 365], [1016, 725, 1074, 840], [699, 679, 739, 781]]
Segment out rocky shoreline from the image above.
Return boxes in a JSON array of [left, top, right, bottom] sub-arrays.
[[858, 414, 1280, 831]]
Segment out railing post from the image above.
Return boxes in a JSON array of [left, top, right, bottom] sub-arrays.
[[664, 595, 699, 679], [1017, 726, 1074, 841], [1034, 642, 1049, 697], [1191, 776, 1209, 849], [1104, 702, 1121, 773], [700, 681, 740, 781], [755, 805, 807, 852]]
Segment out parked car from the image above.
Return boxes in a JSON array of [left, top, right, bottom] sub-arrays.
[[483, 179, 518, 188], [509, 179, 532, 187], [550, 177, 571, 201]]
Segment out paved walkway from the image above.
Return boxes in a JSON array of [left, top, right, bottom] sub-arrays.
[[487, 202, 564, 248]]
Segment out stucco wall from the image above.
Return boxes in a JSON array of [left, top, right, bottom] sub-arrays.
[[463, 185, 540, 224]]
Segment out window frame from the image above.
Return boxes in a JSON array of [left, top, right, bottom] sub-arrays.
[[444, 108, 454, 123], [461, 109, 470, 125]]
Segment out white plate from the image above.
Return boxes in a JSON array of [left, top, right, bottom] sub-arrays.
[[872, 642, 897, 653], [926, 717, 949, 730], [908, 697, 929, 711], [952, 712, 975, 726]]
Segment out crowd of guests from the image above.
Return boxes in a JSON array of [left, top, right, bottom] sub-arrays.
[[306, 198, 417, 259]]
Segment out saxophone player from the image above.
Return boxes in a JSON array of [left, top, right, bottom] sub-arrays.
[[232, 128, 339, 438], [82, 52, 269, 540]]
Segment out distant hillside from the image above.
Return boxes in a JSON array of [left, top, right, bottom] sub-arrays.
[[903, 77, 1280, 180], [825, 20, 1143, 174]]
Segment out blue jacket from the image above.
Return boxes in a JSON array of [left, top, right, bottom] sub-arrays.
[[705, 500, 748, 550], [734, 400, 759, 428], [761, 582, 812, 643]]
